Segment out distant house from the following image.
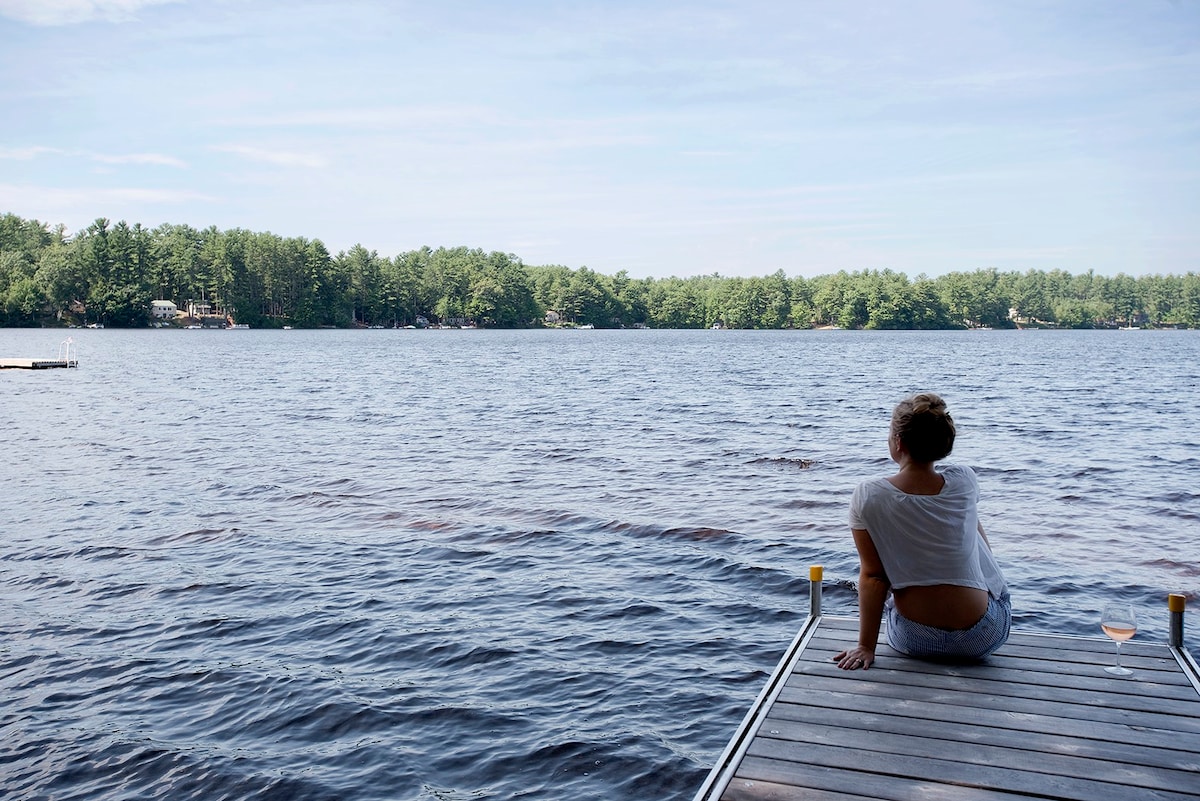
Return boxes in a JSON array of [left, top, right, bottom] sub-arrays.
[[151, 300, 178, 319], [187, 301, 212, 317], [545, 310, 561, 324]]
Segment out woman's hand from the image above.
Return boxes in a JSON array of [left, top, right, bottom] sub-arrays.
[[833, 645, 875, 671]]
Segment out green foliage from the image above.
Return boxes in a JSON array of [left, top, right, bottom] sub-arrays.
[[3, 275, 42, 325], [0, 212, 1197, 329], [936, 268, 1009, 328]]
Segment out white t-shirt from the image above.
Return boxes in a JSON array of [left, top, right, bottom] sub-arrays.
[[848, 464, 1007, 598]]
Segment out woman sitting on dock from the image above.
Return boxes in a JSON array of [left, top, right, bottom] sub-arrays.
[[835, 393, 1010, 670]]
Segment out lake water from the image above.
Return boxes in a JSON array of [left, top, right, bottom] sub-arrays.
[[2, 328, 1197, 800]]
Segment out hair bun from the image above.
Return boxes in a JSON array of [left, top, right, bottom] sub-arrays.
[[910, 392, 948, 417], [891, 392, 956, 462]]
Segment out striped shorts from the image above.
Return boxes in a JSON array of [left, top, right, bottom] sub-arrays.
[[885, 592, 1012, 661]]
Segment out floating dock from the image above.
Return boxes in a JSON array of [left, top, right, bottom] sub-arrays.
[[0, 338, 78, 369], [695, 574, 1200, 801], [0, 358, 78, 369]]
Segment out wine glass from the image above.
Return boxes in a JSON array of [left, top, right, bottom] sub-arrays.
[[1100, 603, 1137, 676]]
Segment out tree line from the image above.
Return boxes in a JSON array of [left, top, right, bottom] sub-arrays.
[[1, 213, 1198, 329]]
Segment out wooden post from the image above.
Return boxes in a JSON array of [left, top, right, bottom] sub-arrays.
[[809, 565, 823, 618], [1169, 593, 1186, 648]]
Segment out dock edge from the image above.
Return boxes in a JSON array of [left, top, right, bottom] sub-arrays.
[[691, 567, 825, 801]]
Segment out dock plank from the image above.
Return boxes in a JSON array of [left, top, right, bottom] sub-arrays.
[[726, 760, 1030, 801], [797, 639, 1200, 705], [754, 714, 1200, 792], [774, 684, 1200, 753], [768, 701, 1200, 773], [779, 671, 1200, 735], [695, 615, 1200, 801], [742, 738, 1199, 801]]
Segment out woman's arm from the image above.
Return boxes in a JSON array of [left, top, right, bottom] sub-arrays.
[[834, 527, 889, 670]]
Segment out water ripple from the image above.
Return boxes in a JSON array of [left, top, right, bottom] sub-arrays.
[[1, 328, 1197, 800]]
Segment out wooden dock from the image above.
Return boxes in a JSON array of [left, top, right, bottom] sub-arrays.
[[695, 582, 1200, 801]]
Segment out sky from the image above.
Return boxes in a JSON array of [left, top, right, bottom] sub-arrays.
[[1, 0, 1197, 280]]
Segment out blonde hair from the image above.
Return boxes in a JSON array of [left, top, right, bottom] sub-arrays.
[[892, 392, 956, 463]]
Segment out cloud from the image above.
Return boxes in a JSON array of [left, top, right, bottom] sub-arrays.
[[0, 145, 187, 168], [0, 0, 179, 25], [0, 183, 217, 230], [0, 183, 215, 205], [91, 152, 188, 168], [0, 146, 62, 160], [219, 105, 656, 154], [212, 144, 328, 169]]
